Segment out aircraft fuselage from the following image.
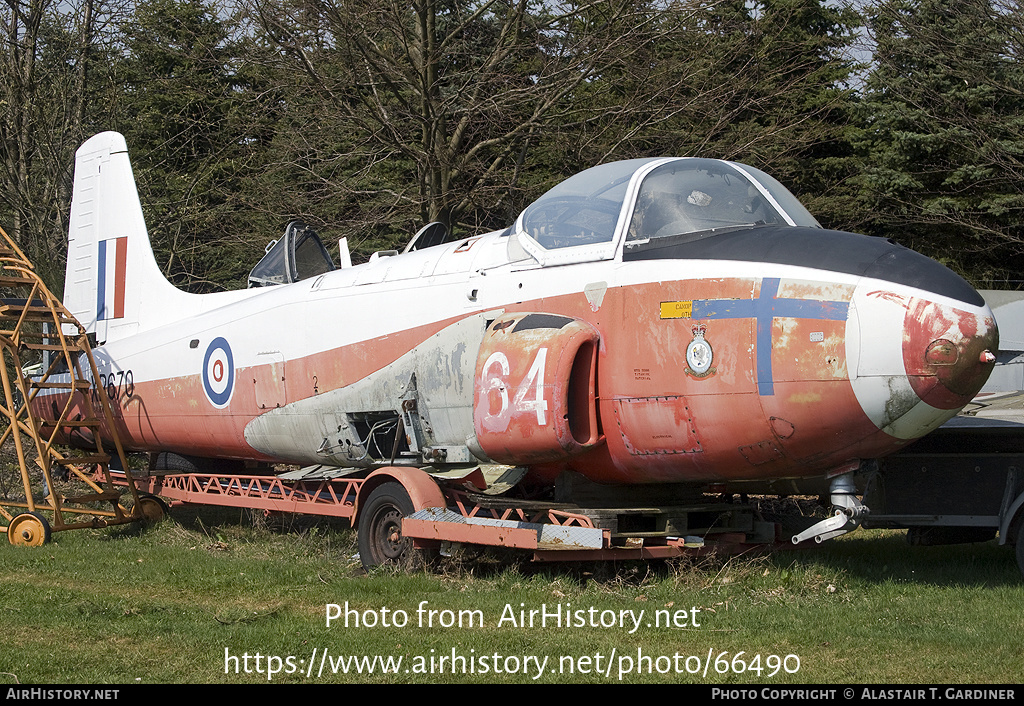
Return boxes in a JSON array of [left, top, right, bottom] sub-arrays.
[[85, 225, 995, 487]]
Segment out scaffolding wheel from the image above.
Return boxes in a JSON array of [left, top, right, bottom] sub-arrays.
[[8, 512, 51, 547], [137, 494, 169, 524]]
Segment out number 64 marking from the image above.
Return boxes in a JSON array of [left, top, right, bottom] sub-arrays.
[[482, 348, 549, 425]]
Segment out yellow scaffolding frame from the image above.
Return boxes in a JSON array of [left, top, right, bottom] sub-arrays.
[[0, 226, 155, 545]]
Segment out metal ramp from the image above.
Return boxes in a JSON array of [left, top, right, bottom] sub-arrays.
[[0, 227, 152, 545]]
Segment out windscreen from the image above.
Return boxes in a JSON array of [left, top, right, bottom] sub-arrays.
[[627, 159, 788, 242], [520, 158, 656, 250]]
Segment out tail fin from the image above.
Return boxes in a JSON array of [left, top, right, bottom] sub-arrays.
[[63, 132, 194, 344]]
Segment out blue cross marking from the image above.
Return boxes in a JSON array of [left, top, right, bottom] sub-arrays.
[[691, 278, 849, 396]]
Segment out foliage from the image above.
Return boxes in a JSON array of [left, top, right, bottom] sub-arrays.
[[0, 0, 122, 290], [0, 1, 1021, 290], [547, 0, 861, 226], [857, 0, 1024, 286], [243, 0, 690, 245], [112, 0, 268, 291]]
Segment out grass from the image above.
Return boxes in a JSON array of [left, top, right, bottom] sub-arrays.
[[0, 505, 1021, 684]]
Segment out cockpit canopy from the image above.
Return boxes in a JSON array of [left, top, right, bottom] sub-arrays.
[[248, 221, 335, 287], [512, 157, 820, 265]]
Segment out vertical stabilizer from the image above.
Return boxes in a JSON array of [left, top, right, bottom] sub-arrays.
[[63, 132, 195, 344]]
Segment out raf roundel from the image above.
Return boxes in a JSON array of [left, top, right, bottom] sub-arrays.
[[203, 337, 235, 409]]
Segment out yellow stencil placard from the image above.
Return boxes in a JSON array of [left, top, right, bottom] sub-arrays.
[[660, 301, 693, 319]]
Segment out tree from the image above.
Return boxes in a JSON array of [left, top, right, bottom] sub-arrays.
[[243, 0, 690, 247], [740, 0, 862, 228], [112, 0, 263, 291], [0, 0, 115, 290], [612, 0, 861, 228], [857, 0, 1024, 286]]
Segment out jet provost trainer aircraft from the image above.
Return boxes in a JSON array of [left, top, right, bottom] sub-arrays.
[[53, 132, 996, 551]]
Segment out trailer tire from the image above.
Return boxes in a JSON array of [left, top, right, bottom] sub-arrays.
[[153, 452, 246, 475], [1016, 521, 1024, 579], [357, 482, 434, 571]]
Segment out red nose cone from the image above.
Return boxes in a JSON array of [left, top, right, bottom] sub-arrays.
[[903, 299, 999, 410]]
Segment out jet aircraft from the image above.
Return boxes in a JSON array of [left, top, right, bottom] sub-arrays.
[[48, 132, 997, 549]]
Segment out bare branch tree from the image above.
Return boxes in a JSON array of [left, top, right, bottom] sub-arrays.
[[0, 0, 125, 290], [241, 0, 720, 238]]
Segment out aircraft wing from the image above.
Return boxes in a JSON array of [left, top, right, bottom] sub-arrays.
[[951, 290, 1024, 428]]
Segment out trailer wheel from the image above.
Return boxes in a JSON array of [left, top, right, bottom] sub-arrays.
[[153, 452, 246, 475], [153, 452, 199, 473], [358, 482, 431, 571], [1016, 521, 1024, 578], [7, 512, 51, 546]]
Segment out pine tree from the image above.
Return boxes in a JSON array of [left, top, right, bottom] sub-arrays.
[[858, 0, 1024, 286], [741, 0, 861, 228], [575, 0, 860, 229], [114, 0, 259, 290]]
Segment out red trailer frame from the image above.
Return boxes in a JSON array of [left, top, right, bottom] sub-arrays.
[[122, 465, 780, 568]]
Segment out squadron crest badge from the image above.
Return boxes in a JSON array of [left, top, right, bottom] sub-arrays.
[[684, 324, 716, 379]]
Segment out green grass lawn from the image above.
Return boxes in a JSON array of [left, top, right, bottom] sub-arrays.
[[0, 506, 1021, 684]]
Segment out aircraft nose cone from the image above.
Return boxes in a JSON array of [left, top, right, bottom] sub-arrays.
[[849, 282, 998, 441], [902, 298, 998, 411]]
